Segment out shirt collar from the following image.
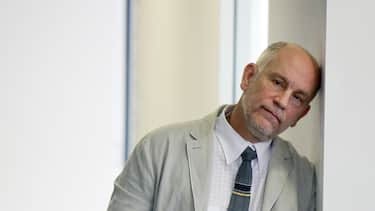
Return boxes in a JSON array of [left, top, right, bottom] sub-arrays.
[[214, 105, 272, 169]]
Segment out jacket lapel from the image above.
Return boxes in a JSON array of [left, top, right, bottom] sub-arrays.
[[262, 138, 293, 211], [185, 106, 225, 211], [186, 133, 212, 211]]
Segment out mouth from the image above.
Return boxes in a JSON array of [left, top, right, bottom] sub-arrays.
[[261, 106, 281, 125]]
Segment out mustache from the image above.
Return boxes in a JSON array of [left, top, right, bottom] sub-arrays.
[[262, 105, 284, 123]]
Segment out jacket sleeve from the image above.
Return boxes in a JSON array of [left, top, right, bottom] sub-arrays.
[[107, 138, 156, 211]]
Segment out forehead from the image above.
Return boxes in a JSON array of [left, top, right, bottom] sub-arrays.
[[262, 46, 320, 97]]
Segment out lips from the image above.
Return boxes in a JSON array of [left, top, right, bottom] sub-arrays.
[[261, 106, 282, 124]]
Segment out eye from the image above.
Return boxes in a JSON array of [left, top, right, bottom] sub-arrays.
[[292, 94, 305, 106], [293, 95, 301, 101], [272, 78, 283, 87]]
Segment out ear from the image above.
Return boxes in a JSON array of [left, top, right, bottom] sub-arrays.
[[291, 105, 310, 127], [240, 63, 258, 91]]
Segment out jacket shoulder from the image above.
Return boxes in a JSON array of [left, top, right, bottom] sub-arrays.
[[137, 107, 223, 148], [140, 118, 205, 146], [275, 137, 315, 174]]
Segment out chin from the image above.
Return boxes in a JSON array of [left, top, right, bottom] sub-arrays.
[[246, 122, 274, 141], [256, 120, 277, 135]]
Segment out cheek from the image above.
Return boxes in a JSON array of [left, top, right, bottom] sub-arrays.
[[284, 110, 305, 124], [243, 92, 259, 109], [242, 83, 271, 109], [253, 82, 274, 100]]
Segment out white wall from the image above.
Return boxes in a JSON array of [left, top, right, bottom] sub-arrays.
[[268, 0, 326, 210], [132, 0, 220, 148], [324, 1, 375, 210], [0, 1, 125, 210]]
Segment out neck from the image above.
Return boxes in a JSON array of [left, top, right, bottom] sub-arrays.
[[227, 104, 260, 143]]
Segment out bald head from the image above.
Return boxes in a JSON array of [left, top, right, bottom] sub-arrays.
[[255, 41, 321, 100]]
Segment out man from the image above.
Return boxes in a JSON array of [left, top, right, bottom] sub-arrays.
[[107, 41, 320, 211]]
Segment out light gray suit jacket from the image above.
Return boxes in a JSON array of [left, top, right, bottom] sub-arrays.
[[108, 106, 316, 211]]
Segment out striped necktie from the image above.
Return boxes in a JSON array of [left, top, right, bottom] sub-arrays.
[[228, 146, 257, 211]]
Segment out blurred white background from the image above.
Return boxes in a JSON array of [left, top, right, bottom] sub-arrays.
[[0, 0, 125, 210]]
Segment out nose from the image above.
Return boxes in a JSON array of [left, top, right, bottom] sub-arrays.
[[274, 91, 290, 110]]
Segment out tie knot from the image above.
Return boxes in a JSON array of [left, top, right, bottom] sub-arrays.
[[241, 147, 257, 161]]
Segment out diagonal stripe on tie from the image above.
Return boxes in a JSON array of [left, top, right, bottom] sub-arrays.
[[227, 147, 257, 211]]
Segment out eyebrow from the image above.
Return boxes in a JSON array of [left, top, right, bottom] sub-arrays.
[[269, 72, 311, 99]]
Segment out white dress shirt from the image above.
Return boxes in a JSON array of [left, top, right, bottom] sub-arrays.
[[207, 106, 272, 211]]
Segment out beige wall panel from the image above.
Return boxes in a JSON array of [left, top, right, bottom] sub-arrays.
[[133, 0, 220, 147]]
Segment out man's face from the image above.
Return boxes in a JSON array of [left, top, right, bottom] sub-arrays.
[[240, 46, 320, 142]]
